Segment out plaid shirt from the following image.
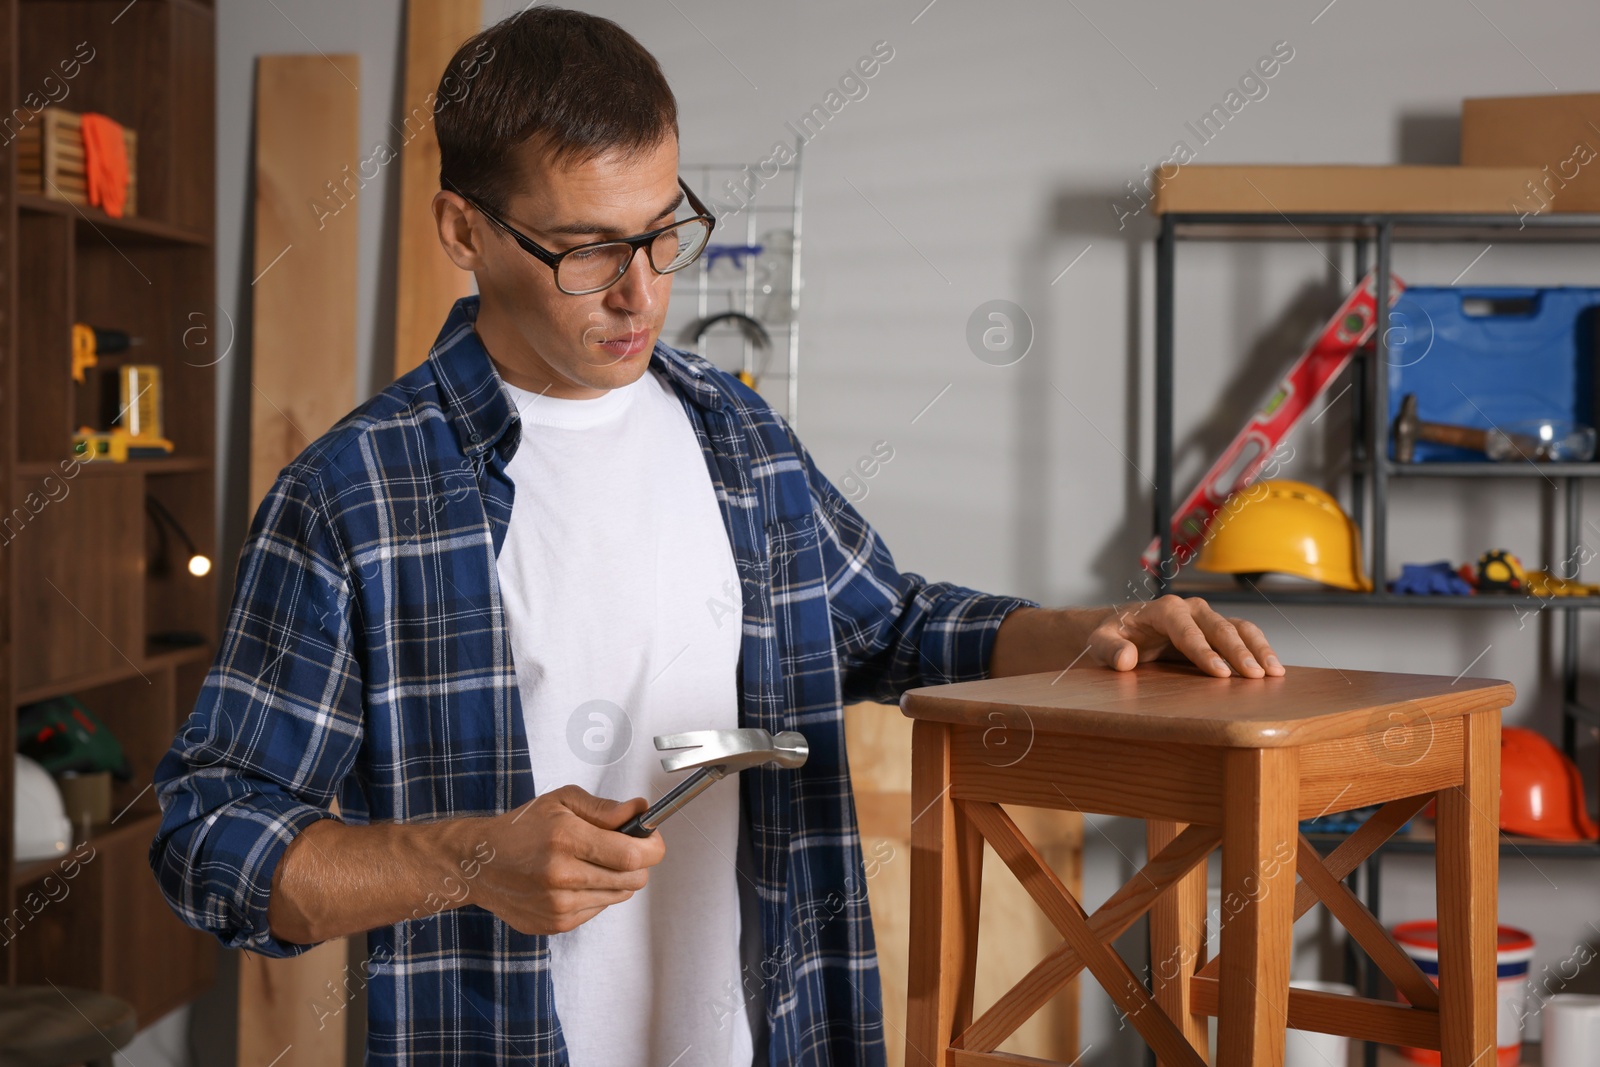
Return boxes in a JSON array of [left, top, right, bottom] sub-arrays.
[[150, 294, 1037, 1066]]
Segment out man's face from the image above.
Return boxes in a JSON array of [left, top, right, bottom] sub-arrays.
[[460, 137, 684, 398]]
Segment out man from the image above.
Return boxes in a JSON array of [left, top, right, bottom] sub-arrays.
[[151, 8, 1282, 1066]]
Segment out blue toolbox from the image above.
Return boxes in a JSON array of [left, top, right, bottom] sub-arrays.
[[1385, 287, 1600, 462]]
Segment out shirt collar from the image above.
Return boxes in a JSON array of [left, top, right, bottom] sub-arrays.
[[427, 295, 732, 458]]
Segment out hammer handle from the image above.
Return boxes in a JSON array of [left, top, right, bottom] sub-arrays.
[[1417, 422, 1491, 454], [618, 766, 721, 837]]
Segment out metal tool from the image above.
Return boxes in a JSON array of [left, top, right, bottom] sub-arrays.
[[1392, 393, 1574, 463], [618, 728, 808, 838]]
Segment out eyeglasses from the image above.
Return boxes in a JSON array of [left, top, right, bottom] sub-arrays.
[[444, 176, 716, 296]]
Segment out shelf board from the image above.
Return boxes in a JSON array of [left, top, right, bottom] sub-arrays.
[[14, 643, 213, 707], [18, 193, 211, 247], [1386, 460, 1600, 478], [1166, 210, 1600, 243], [12, 809, 163, 889], [15, 455, 213, 478], [1171, 582, 1600, 610], [1307, 824, 1600, 860]]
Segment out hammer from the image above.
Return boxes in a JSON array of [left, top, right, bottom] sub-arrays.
[[618, 728, 808, 838], [1392, 393, 1544, 463]]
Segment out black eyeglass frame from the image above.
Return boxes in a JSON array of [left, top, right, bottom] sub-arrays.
[[443, 176, 717, 295]]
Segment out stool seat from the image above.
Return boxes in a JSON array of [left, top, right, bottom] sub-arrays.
[[899, 661, 1513, 1067], [899, 661, 1508, 746], [0, 985, 136, 1067]]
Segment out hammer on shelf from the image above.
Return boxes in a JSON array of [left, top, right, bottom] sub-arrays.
[[618, 728, 808, 838], [1392, 393, 1545, 463]]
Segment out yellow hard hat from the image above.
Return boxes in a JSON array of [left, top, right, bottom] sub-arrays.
[[1195, 479, 1372, 592]]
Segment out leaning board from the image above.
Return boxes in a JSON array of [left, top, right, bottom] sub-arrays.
[[241, 52, 360, 1067], [392, 0, 481, 378], [249, 53, 360, 505]]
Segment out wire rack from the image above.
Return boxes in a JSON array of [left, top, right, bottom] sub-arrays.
[[670, 140, 804, 425]]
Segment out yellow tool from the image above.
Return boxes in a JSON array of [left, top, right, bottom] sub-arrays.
[[70, 323, 137, 384], [1526, 569, 1600, 597], [72, 364, 174, 461], [73, 426, 173, 462]]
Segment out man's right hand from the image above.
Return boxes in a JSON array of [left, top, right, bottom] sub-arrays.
[[470, 785, 666, 935]]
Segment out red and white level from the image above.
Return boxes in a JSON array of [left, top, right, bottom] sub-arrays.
[[1142, 269, 1405, 576]]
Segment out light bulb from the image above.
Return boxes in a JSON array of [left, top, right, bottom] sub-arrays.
[[188, 554, 212, 577]]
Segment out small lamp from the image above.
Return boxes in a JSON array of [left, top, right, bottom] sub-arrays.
[[145, 496, 212, 578]]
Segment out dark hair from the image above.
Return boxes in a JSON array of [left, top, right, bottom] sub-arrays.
[[436, 7, 679, 215]]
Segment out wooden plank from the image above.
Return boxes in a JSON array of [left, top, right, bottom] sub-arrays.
[[241, 52, 360, 1067], [1190, 976, 1441, 1049], [1152, 164, 1557, 216], [1146, 821, 1208, 1063], [901, 663, 1515, 748], [1435, 709, 1500, 1066], [249, 54, 360, 504], [950, 728, 1225, 824], [1216, 747, 1297, 1066], [392, 0, 479, 378], [237, 943, 353, 1066]]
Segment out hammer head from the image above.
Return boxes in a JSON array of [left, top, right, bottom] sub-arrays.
[[1394, 393, 1419, 463], [653, 728, 809, 774]]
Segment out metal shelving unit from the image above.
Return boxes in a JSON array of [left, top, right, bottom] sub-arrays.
[[675, 141, 804, 425], [1153, 210, 1600, 760], [1150, 209, 1600, 1067]]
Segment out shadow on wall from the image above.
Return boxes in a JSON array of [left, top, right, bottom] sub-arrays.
[[1396, 112, 1460, 165], [1011, 190, 1151, 605], [1010, 188, 1354, 604]]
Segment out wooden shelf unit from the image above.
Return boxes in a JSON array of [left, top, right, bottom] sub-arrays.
[[2, 0, 218, 1032]]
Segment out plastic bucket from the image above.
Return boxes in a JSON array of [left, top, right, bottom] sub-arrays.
[[1391, 920, 1534, 1066], [1285, 981, 1355, 1067]]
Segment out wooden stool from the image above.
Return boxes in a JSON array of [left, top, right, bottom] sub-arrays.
[[899, 661, 1512, 1067], [0, 985, 136, 1067]]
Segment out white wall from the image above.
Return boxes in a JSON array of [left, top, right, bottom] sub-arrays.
[[210, 0, 1600, 1061]]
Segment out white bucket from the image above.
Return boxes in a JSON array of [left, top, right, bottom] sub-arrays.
[[1392, 920, 1535, 1066], [1543, 994, 1600, 1067], [1285, 980, 1355, 1067]]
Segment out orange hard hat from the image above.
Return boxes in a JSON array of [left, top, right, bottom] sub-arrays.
[[1499, 727, 1598, 841]]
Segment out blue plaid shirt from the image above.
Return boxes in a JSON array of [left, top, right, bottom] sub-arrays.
[[150, 294, 1037, 1065]]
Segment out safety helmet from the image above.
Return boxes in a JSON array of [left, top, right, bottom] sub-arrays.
[[14, 755, 71, 862], [1500, 727, 1598, 841], [1195, 480, 1372, 592]]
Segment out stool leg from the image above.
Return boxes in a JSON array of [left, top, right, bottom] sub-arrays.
[[1436, 709, 1500, 1067], [1217, 747, 1298, 1067], [906, 720, 982, 1067], [1147, 820, 1209, 1063]]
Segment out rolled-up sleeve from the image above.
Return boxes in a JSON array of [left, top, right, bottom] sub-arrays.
[[789, 431, 1041, 706], [149, 467, 362, 957]]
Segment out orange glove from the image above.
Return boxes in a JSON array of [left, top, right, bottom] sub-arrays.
[[80, 112, 129, 218]]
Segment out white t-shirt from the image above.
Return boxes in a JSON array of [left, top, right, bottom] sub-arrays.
[[493, 364, 757, 1067]]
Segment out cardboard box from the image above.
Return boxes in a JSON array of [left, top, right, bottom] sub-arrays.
[[1153, 164, 1553, 216], [1461, 92, 1600, 212]]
